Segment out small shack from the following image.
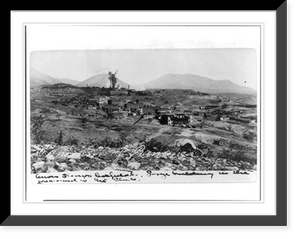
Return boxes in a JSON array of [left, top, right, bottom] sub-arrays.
[[213, 138, 229, 146]]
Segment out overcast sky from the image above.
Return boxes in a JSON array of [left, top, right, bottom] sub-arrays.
[[30, 48, 257, 89]]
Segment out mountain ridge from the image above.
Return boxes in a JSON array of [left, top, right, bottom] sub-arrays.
[[30, 68, 256, 94], [133, 73, 256, 94], [30, 67, 79, 87]]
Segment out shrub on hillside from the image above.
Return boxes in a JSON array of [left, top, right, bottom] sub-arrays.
[[54, 130, 64, 145], [217, 148, 256, 165], [31, 115, 46, 144], [243, 130, 256, 142], [142, 138, 170, 152], [64, 135, 80, 146]]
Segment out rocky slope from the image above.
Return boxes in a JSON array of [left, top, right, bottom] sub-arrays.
[[31, 142, 255, 174]]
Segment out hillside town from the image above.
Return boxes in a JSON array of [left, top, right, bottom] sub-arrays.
[[30, 70, 258, 175], [34, 79, 257, 129]]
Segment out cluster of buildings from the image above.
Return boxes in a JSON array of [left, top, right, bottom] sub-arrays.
[[60, 95, 99, 108], [158, 113, 194, 126], [66, 93, 256, 126], [46, 85, 257, 127], [97, 96, 196, 126], [102, 99, 160, 116]]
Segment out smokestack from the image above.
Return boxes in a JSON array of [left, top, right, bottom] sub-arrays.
[[128, 84, 130, 90]]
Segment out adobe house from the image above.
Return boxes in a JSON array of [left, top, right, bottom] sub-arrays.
[[213, 138, 228, 146], [159, 113, 190, 126], [107, 99, 124, 107], [124, 100, 144, 111], [99, 97, 108, 105], [103, 105, 119, 114], [141, 106, 158, 115]]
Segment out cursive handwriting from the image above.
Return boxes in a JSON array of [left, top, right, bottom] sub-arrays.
[[172, 171, 214, 178], [233, 170, 249, 175], [37, 178, 77, 184], [94, 170, 138, 182], [94, 178, 107, 183], [36, 174, 59, 179], [61, 173, 92, 179], [109, 171, 136, 181], [94, 172, 111, 178], [33, 167, 254, 184], [219, 172, 229, 175], [146, 170, 170, 179], [110, 177, 137, 182]]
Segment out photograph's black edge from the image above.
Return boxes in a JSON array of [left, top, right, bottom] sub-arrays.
[[3, 1, 287, 226], [7, 0, 283, 11]]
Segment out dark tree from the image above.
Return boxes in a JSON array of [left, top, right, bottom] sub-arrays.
[[81, 117, 88, 126], [54, 130, 64, 145]]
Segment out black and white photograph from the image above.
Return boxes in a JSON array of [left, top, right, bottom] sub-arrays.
[[28, 25, 260, 184]]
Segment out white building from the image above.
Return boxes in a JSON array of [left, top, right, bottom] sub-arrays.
[[99, 97, 109, 105]]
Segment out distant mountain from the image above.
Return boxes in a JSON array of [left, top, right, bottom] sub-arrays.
[[55, 78, 80, 86], [76, 73, 109, 87], [42, 83, 78, 89], [30, 67, 79, 87], [76, 73, 129, 89], [133, 74, 256, 94], [30, 77, 50, 88], [30, 67, 57, 87]]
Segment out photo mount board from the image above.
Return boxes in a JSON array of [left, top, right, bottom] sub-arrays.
[[6, 4, 286, 223]]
